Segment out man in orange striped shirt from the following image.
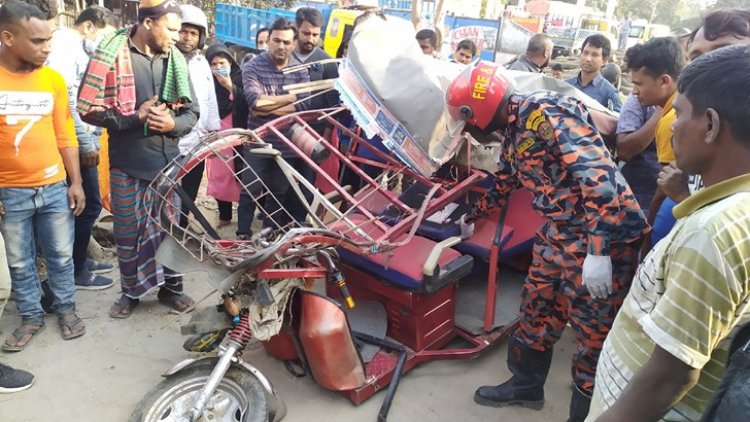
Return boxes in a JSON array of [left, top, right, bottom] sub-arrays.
[[0, 1, 86, 352]]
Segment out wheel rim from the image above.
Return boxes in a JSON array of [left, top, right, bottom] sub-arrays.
[[143, 375, 250, 422]]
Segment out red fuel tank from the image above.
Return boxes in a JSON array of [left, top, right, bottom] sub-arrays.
[[298, 291, 366, 391], [262, 327, 299, 362]]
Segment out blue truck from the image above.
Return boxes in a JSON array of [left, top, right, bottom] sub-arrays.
[[214, 1, 502, 62]]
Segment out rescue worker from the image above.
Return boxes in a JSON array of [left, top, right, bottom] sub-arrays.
[[448, 60, 648, 421]]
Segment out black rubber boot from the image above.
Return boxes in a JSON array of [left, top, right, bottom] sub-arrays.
[[567, 385, 592, 422], [473, 337, 553, 409]]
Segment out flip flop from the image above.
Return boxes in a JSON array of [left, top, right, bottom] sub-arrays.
[[58, 314, 86, 341], [109, 295, 139, 319], [157, 290, 196, 313], [2, 323, 46, 352]]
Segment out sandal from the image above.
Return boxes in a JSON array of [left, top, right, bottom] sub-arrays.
[[157, 290, 196, 313], [58, 313, 86, 341], [2, 323, 45, 352], [109, 295, 140, 319]]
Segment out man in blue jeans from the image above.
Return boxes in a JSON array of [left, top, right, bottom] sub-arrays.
[[0, 228, 34, 391], [46, 5, 117, 290], [0, 1, 86, 351]]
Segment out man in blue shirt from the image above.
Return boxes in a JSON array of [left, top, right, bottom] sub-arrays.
[[616, 93, 660, 209], [567, 34, 622, 112]]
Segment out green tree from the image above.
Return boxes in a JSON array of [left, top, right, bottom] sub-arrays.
[[713, 0, 749, 7], [616, 0, 702, 30], [586, 0, 611, 12], [553, 0, 612, 13]]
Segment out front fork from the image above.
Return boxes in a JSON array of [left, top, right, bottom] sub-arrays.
[[187, 311, 255, 421], [187, 340, 242, 421]]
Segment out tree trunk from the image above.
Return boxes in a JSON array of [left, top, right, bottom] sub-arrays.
[[433, 0, 445, 47], [57, 0, 66, 28], [411, 0, 421, 29]]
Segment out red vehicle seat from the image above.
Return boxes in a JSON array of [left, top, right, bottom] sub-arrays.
[[330, 215, 473, 293]]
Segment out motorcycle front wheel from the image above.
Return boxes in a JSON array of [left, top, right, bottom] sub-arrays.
[[130, 362, 269, 422]]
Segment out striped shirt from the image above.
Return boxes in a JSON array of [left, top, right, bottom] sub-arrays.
[[241, 52, 309, 156], [587, 173, 750, 421]]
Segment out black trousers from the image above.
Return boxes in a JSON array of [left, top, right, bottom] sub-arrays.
[[179, 162, 233, 227], [236, 154, 315, 235]]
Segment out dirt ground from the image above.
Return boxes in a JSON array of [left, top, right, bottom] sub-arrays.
[[0, 276, 576, 421], [0, 208, 576, 422]]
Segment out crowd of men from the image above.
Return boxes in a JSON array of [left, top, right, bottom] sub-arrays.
[[0, 2, 749, 422], [450, 9, 750, 422]]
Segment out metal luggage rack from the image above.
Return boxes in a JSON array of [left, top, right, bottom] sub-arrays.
[[146, 109, 486, 273]]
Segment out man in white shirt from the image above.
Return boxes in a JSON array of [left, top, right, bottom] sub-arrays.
[[46, 5, 117, 290], [617, 15, 630, 52], [175, 5, 221, 228]]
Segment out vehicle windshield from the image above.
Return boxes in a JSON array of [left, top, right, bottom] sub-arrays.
[[629, 26, 645, 38]]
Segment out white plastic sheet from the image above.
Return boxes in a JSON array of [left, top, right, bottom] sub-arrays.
[[338, 14, 619, 175]]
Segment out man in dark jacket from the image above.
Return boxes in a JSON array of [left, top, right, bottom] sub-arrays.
[[293, 7, 339, 135], [286, 7, 339, 221], [77, 0, 199, 318], [507, 34, 553, 73]]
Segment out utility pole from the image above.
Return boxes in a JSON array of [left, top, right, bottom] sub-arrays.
[[605, 0, 617, 19], [649, 0, 659, 23]]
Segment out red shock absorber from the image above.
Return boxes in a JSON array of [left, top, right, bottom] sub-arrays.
[[227, 312, 253, 348]]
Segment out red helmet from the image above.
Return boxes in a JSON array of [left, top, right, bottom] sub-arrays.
[[446, 60, 515, 133]]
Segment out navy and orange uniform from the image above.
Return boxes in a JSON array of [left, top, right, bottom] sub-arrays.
[[467, 92, 649, 395]]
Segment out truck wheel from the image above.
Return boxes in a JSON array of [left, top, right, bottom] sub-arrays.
[[130, 363, 269, 422]]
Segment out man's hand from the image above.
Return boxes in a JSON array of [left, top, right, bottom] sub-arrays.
[[137, 96, 159, 123], [0, 200, 4, 220], [147, 103, 176, 134], [68, 183, 86, 216], [80, 150, 100, 168], [582, 254, 613, 299], [657, 162, 690, 203]]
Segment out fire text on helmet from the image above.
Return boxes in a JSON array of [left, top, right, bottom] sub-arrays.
[[471, 64, 494, 100]]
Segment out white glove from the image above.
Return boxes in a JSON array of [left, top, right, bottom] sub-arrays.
[[582, 254, 613, 299], [459, 214, 475, 240]]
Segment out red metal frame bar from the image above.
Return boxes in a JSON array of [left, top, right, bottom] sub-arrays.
[[256, 268, 329, 279], [270, 123, 416, 237], [267, 124, 391, 235], [157, 110, 486, 245], [259, 112, 488, 244], [484, 244, 500, 333], [341, 321, 518, 405]]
